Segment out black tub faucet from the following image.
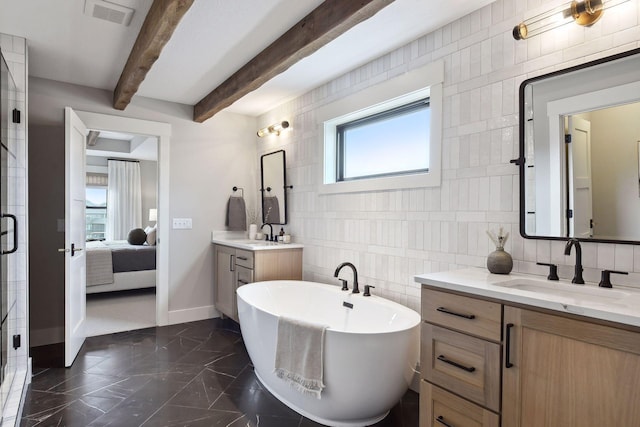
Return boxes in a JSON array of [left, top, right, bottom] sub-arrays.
[[334, 262, 359, 294], [564, 238, 584, 284]]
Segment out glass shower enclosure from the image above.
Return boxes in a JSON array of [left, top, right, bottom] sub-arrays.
[[0, 48, 19, 414]]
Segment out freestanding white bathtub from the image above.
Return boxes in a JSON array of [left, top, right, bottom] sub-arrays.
[[236, 280, 420, 427]]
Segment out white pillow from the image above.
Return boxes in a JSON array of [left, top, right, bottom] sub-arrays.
[[144, 226, 153, 234], [146, 228, 157, 246]]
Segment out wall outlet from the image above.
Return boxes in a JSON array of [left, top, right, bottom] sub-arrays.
[[172, 218, 192, 229]]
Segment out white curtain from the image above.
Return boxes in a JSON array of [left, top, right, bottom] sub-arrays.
[[107, 160, 142, 240]]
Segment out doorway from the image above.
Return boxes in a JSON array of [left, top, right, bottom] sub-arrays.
[[75, 111, 171, 344], [84, 129, 159, 336]]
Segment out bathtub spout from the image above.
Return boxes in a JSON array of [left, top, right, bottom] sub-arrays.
[[334, 262, 359, 294]]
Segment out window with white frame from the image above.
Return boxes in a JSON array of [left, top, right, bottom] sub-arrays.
[[320, 60, 443, 193], [336, 98, 430, 181]]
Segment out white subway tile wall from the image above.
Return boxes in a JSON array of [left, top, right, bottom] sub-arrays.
[[258, 0, 640, 312]]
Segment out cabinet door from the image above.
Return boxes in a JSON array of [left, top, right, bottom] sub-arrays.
[[214, 245, 236, 319], [253, 249, 302, 282], [503, 306, 640, 427]]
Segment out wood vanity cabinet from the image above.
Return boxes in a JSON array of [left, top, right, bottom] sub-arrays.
[[213, 244, 302, 322], [214, 245, 239, 320], [502, 306, 640, 427], [420, 289, 501, 427], [421, 287, 640, 427]]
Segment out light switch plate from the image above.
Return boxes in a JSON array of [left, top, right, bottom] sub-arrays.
[[173, 218, 192, 229]]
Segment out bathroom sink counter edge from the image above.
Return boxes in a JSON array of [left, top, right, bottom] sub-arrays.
[[415, 267, 640, 328], [211, 236, 304, 251]]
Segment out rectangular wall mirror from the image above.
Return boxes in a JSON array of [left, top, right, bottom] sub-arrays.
[[516, 47, 640, 244], [261, 150, 288, 224]]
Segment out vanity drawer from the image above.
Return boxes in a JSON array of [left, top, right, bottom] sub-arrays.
[[420, 381, 499, 427], [235, 249, 254, 269], [421, 324, 501, 412], [422, 289, 501, 342], [236, 265, 253, 287]]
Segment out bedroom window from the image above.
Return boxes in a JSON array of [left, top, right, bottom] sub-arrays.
[[86, 186, 107, 241]]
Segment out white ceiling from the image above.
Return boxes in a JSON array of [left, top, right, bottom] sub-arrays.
[[0, 0, 494, 117], [87, 131, 158, 161]]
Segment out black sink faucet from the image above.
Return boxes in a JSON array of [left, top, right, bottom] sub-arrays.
[[564, 238, 584, 284], [261, 223, 274, 241], [334, 262, 359, 294]]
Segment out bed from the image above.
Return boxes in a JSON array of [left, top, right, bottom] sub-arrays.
[[85, 240, 156, 294]]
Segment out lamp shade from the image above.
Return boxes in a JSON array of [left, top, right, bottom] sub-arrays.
[[149, 208, 157, 222]]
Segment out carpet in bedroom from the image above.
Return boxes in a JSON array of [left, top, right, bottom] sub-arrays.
[[85, 288, 156, 337]]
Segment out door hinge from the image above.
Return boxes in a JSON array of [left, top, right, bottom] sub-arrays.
[[12, 334, 20, 350], [567, 209, 573, 219], [565, 134, 571, 143]]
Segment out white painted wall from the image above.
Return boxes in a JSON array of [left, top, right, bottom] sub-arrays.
[[29, 77, 258, 343], [139, 159, 157, 229], [257, 0, 640, 312]]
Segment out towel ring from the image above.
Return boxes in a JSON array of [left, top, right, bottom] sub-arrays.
[[232, 186, 244, 197]]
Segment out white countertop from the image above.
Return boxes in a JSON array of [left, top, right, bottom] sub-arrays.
[[211, 232, 303, 251], [415, 268, 640, 328]]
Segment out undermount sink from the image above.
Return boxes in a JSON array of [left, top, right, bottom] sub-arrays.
[[496, 278, 631, 302]]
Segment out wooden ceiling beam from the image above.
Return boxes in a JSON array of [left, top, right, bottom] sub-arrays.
[[193, 0, 394, 123], [113, 0, 194, 111]]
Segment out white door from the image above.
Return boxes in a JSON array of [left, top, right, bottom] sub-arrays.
[[63, 107, 87, 366], [567, 116, 593, 238]]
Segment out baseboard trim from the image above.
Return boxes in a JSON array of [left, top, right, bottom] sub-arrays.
[[167, 305, 220, 325]]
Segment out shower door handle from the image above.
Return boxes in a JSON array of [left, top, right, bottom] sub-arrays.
[[1, 213, 17, 255]]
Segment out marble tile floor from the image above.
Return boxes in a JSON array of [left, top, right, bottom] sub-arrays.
[[20, 318, 418, 427]]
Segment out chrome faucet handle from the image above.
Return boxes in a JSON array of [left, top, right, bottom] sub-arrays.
[[339, 279, 348, 291], [598, 270, 628, 288], [537, 262, 559, 281], [363, 285, 375, 297]]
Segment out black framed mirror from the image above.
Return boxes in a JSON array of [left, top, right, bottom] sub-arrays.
[[515, 47, 640, 244], [260, 150, 288, 224]]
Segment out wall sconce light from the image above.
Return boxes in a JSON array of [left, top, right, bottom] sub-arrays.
[[257, 121, 290, 137], [512, 0, 629, 40]]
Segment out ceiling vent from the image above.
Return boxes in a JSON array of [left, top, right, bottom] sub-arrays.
[[84, 0, 135, 26]]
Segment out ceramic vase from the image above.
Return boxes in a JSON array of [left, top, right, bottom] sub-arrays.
[[249, 223, 258, 240], [487, 247, 513, 274]]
